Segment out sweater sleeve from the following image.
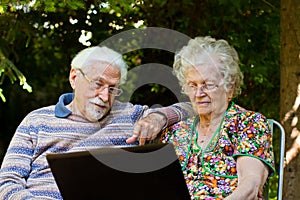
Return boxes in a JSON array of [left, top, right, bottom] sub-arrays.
[[0, 115, 38, 200], [145, 102, 194, 128]]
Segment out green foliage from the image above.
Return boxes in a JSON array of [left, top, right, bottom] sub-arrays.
[[0, 19, 33, 99], [0, 50, 32, 102]]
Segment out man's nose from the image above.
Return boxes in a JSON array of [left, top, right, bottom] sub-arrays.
[[97, 87, 110, 102]]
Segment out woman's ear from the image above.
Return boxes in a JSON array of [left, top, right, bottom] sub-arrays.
[[227, 85, 235, 101], [69, 68, 78, 89], [228, 92, 233, 101]]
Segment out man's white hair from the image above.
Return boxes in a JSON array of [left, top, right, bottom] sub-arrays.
[[71, 46, 128, 84]]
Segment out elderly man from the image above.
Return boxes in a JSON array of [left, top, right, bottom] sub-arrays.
[[0, 46, 192, 199]]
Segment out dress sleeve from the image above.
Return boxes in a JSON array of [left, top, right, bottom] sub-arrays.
[[160, 126, 174, 143], [231, 112, 275, 176]]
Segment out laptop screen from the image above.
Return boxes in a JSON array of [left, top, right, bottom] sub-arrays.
[[46, 143, 191, 200]]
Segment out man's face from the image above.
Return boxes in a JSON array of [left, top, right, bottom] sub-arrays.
[[71, 63, 121, 122]]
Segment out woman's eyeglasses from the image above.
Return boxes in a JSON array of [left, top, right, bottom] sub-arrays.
[[182, 82, 222, 94]]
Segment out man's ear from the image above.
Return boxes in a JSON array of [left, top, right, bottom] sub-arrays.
[[69, 68, 78, 89]]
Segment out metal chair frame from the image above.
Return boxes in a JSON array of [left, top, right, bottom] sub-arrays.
[[268, 119, 285, 200]]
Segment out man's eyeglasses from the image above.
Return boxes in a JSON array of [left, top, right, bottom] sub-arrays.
[[182, 82, 222, 94], [76, 68, 123, 96]]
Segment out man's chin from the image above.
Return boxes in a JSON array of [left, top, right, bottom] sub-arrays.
[[95, 110, 108, 121], [87, 105, 110, 121], [86, 112, 105, 122]]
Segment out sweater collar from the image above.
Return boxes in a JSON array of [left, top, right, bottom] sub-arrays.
[[54, 93, 73, 118]]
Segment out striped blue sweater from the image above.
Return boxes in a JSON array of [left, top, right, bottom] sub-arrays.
[[0, 93, 192, 199]]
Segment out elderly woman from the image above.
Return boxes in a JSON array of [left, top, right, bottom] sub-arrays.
[[161, 36, 275, 200]]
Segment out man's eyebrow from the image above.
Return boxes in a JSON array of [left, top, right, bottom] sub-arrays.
[[95, 76, 105, 82], [96, 76, 120, 86]]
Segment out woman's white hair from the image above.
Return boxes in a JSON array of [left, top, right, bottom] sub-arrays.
[[173, 36, 244, 98], [71, 46, 128, 85]]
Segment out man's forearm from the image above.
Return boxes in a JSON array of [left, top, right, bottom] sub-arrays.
[[153, 102, 194, 128]]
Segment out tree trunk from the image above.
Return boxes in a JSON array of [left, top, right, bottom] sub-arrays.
[[281, 0, 300, 199]]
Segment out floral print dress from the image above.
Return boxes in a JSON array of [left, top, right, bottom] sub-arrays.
[[161, 102, 275, 200]]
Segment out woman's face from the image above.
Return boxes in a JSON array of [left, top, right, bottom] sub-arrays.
[[184, 64, 232, 117]]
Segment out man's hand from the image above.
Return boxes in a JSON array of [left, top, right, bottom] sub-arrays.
[[126, 113, 167, 145]]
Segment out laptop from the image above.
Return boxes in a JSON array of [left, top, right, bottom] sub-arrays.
[[46, 143, 191, 200]]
